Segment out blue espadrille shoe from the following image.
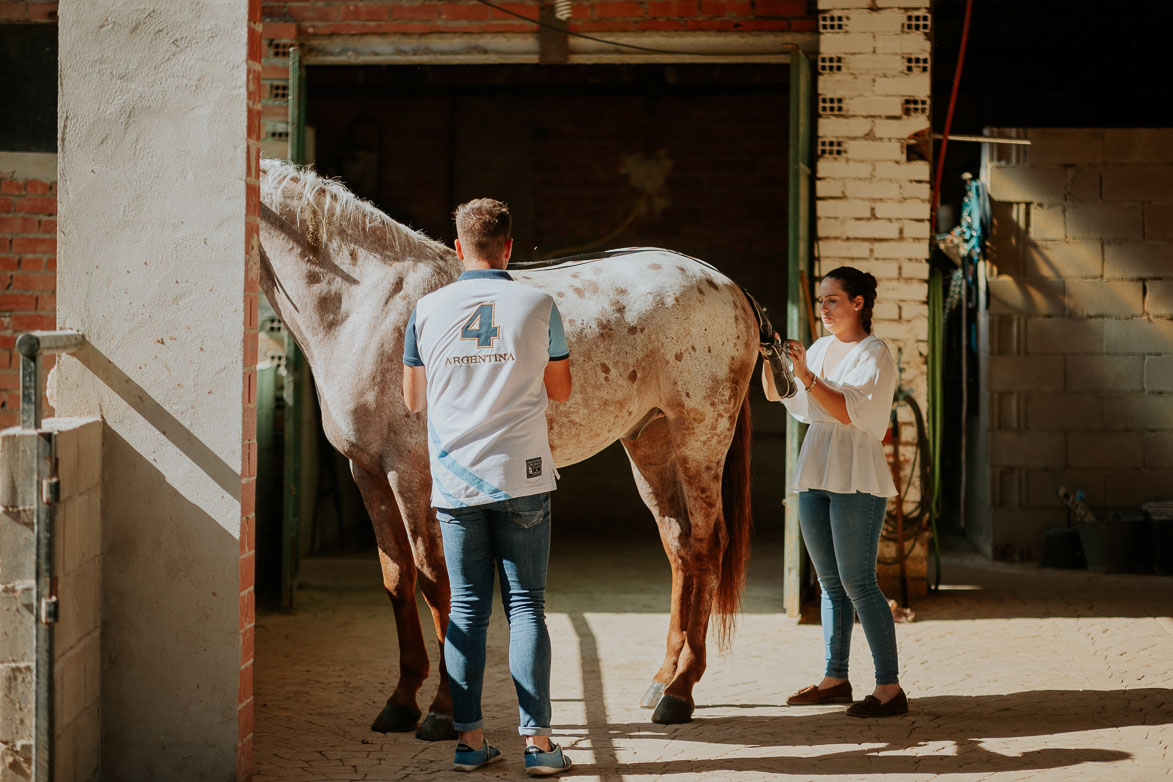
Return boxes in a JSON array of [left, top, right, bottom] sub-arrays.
[[524, 742, 573, 776], [453, 740, 503, 772]]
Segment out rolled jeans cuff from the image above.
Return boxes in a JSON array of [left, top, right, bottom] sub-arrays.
[[453, 718, 485, 732], [518, 726, 552, 737]]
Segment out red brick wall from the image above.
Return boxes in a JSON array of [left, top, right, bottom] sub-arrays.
[[260, 0, 815, 34], [1, 3, 58, 429], [239, 0, 263, 778], [0, 2, 57, 22], [0, 172, 57, 428]]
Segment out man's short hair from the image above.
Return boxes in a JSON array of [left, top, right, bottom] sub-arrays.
[[454, 198, 512, 262]]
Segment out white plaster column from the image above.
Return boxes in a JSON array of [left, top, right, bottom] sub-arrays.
[[55, 1, 250, 778]]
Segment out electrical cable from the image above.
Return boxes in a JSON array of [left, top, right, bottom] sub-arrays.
[[930, 0, 973, 227], [473, 0, 799, 58]]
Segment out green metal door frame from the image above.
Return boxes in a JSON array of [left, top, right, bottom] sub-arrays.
[[281, 46, 308, 609], [783, 49, 813, 618], [275, 49, 813, 614]]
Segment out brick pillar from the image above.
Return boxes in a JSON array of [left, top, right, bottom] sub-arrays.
[[240, 7, 264, 781], [815, 0, 932, 595], [260, 23, 297, 161]]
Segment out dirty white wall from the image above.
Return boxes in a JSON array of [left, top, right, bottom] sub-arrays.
[[55, 1, 250, 778]]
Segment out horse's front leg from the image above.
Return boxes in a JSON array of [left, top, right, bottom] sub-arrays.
[[389, 468, 456, 741], [350, 463, 432, 734]]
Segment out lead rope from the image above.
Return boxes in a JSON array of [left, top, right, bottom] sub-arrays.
[[739, 286, 798, 399]]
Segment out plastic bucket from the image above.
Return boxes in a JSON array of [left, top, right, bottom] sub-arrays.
[[1076, 509, 1150, 573], [1041, 527, 1086, 569], [1142, 501, 1173, 576]]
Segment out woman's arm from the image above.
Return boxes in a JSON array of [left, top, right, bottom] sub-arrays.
[[786, 339, 851, 425]]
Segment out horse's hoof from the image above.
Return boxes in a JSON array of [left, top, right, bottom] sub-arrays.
[[651, 695, 694, 725], [414, 712, 457, 742], [370, 701, 421, 733], [639, 681, 666, 709]]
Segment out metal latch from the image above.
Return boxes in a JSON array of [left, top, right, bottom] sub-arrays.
[[40, 596, 58, 624], [41, 477, 59, 505]]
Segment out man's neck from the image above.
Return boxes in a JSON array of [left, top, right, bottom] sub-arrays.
[[462, 258, 507, 272]]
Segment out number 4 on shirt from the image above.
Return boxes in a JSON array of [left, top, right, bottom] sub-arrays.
[[461, 303, 500, 348]]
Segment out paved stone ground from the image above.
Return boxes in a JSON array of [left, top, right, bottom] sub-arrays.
[[253, 532, 1173, 781]]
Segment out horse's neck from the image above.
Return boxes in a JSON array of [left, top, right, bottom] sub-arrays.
[[259, 213, 460, 364]]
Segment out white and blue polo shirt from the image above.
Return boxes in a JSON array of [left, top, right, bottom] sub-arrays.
[[403, 269, 569, 509]]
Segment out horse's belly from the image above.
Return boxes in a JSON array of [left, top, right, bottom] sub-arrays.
[[547, 378, 648, 467]]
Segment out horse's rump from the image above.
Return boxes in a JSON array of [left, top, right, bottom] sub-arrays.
[[514, 248, 760, 468]]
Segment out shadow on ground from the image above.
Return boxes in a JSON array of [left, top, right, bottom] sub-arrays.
[[569, 688, 1169, 776]]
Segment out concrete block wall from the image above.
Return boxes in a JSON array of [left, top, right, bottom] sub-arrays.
[[0, 429, 36, 781], [981, 128, 1173, 559], [816, 0, 932, 594], [44, 417, 102, 782], [0, 154, 58, 429], [0, 417, 101, 782]]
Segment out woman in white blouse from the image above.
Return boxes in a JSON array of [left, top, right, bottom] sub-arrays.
[[763, 266, 906, 718]]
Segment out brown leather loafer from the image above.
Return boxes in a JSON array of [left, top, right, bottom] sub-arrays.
[[845, 690, 908, 718], [786, 681, 853, 705]]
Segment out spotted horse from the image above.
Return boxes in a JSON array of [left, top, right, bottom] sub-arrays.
[[258, 159, 789, 739]]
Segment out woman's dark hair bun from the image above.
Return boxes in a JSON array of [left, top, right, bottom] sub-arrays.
[[823, 265, 878, 334]]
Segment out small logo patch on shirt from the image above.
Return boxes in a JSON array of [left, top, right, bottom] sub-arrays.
[[526, 457, 542, 479]]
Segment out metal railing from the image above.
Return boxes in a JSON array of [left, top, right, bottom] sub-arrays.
[[17, 330, 84, 430], [15, 329, 84, 782]]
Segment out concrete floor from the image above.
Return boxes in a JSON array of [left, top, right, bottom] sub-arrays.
[[253, 533, 1173, 781]]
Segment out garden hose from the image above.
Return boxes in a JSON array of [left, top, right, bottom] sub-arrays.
[[926, 266, 944, 590], [879, 391, 932, 566]]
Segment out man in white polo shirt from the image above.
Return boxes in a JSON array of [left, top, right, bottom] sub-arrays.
[[402, 198, 573, 776]]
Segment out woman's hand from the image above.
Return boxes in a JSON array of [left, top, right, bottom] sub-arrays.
[[785, 339, 815, 388]]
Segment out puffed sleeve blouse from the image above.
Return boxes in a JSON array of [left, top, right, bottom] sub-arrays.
[[782, 334, 898, 497]]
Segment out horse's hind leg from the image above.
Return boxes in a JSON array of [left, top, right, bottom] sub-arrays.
[[625, 413, 734, 724], [621, 418, 693, 712], [350, 463, 432, 734], [649, 415, 736, 725]]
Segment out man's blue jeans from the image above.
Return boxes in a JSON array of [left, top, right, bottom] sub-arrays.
[[437, 492, 553, 736], [798, 489, 900, 686]]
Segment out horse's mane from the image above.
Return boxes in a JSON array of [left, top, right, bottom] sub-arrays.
[[259, 158, 452, 261]]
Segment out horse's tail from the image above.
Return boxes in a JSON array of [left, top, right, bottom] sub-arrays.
[[714, 389, 753, 647]]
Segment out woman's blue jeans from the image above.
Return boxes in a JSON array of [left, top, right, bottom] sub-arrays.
[[437, 492, 553, 736], [798, 489, 900, 686]]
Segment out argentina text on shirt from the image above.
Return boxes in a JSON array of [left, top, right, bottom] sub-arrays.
[[443, 353, 517, 366]]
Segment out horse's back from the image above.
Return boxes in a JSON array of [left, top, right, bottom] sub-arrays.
[[513, 249, 759, 466]]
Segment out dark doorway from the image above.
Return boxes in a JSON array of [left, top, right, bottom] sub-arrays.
[[304, 62, 793, 538]]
